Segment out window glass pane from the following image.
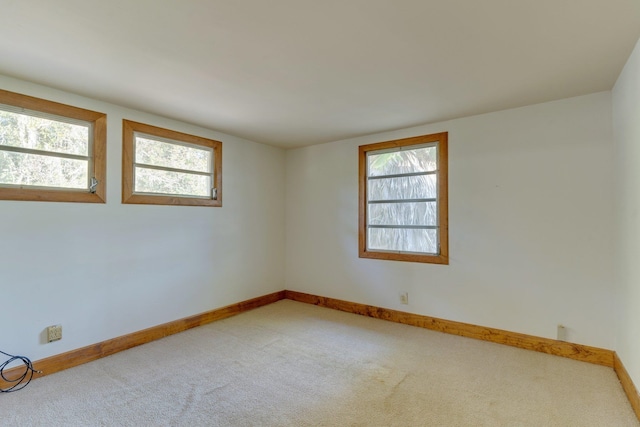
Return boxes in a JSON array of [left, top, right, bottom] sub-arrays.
[[134, 166, 211, 197], [135, 136, 211, 173], [368, 146, 436, 177], [368, 174, 436, 201], [368, 228, 438, 254], [0, 150, 87, 189], [0, 110, 89, 156], [368, 201, 437, 226]]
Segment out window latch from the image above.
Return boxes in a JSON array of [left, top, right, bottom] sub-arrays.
[[89, 177, 98, 193], [212, 188, 218, 200]]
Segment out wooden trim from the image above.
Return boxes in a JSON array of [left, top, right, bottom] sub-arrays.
[[285, 290, 614, 367], [122, 119, 135, 204], [92, 115, 107, 202], [358, 132, 449, 264], [358, 141, 367, 257], [0, 89, 104, 122], [0, 188, 104, 204], [0, 89, 107, 204], [614, 352, 640, 420], [4, 288, 628, 412], [437, 133, 449, 262], [0, 291, 285, 389], [122, 119, 222, 207]]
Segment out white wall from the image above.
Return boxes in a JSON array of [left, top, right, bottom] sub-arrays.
[[0, 70, 624, 365], [286, 92, 615, 349], [0, 75, 286, 362], [613, 37, 640, 387]]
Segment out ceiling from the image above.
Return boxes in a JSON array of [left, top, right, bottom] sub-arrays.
[[1, 1, 639, 148]]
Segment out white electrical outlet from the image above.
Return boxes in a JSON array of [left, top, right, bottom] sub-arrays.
[[47, 325, 62, 342], [557, 324, 566, 341], [400, 292, 409, 305]]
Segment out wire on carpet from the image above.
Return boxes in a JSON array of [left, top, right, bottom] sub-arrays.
[[0, 350, 41, 393]]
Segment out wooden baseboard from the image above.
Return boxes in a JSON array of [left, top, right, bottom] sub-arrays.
[[284, 290, 614, 367], [2, 289, 624, 404], [614, 352, 640, 420], [1, 291, 286, 389]]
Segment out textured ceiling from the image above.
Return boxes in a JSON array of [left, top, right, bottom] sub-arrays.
[[1, 0, 639, 148]]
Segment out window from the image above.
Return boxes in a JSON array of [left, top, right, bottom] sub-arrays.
[[0, 89, 106, 203], [122, 120, 222, 207], [359, 132, 448, 264]]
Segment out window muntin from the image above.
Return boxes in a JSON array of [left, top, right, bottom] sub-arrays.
[[359, 132, 448, 264], [0, 89, 106, 203], [122, 120, 222, 207]]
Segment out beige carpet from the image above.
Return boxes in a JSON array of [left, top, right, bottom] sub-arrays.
[[1, 300, 637, 426]]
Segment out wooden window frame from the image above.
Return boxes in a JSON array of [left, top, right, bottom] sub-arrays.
[[0, 89, 107, 203], [359, 132, 449, 264], [122, 120, 222, 207]]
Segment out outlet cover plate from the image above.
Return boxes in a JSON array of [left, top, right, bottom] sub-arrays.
[[400, 292, 409, 305], [47, 325, 62, 342]]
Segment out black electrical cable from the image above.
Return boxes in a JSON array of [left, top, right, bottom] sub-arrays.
[[0, 350, 41, 393]]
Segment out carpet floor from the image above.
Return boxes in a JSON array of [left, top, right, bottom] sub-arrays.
[[1, 300, 637, 426]]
